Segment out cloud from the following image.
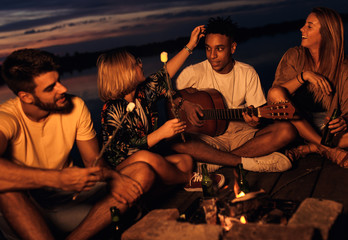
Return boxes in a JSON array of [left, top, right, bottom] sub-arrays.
[[23, 17, 108, 35], [0, 0, 347, 61]]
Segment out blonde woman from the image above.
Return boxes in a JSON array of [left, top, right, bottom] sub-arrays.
[[97, 26, 224, 187], [268, 7, 348, 167]]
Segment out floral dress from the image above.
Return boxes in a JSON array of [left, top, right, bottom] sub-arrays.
[[101, 67, 170, 168]]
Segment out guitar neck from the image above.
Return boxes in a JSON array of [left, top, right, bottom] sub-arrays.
[[201, 108, 258, 120]]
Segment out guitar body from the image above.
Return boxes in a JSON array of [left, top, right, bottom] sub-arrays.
[[176, 88, 228, 136], [168, 88, 295, 137]]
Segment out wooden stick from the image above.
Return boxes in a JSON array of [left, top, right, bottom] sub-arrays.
[[93, 111, 132, 167], [163, 62, 186, 142], [72, 103, 135, 200]]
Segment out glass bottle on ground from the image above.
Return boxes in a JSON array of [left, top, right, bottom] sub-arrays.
[[110, 206, 122, 240]]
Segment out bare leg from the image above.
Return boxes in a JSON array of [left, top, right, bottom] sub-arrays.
[[267, 86, 322, 144], [0, 192, 54, 240], [268, 86, 348, 167], [165, 154, 193, 174], [173, 139, 242, 166], [173, 121, 296, 165], [337, 133, 348, 149], [231, 121, 296, 157], [116, 150, 192, 185], [66, 162, 154, 240]]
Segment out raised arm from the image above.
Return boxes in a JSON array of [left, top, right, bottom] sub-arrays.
[[166, 25, 205, 78]]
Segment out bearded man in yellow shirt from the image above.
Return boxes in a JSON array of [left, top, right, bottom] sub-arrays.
[[0, 49, 154, 240]]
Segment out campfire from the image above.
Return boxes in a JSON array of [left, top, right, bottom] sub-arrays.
[[122, 164, 344, 240], [185, 165, 300, 232]]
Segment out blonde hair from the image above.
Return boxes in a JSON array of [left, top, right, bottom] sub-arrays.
[[97, 49, 138, 101], [305, 7, 345, 87]]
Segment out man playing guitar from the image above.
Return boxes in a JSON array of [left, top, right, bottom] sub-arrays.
[[172, 17, 297, 190]]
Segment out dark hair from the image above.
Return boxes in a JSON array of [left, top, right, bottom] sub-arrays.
[[1, 48, 60, 95], [205, 16, 238, 41]]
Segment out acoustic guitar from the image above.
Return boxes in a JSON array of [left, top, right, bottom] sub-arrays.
[[170, 88, 295, 137]]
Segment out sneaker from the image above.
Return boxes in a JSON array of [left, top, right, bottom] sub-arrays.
[[184, 172, 225, 192], [241, 152, 292, 172]]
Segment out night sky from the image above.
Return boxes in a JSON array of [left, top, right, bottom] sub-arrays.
[[0, 0, 347, 61]]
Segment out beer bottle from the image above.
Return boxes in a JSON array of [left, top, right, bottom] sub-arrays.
[[201, 164, 215, 198], [237, 164, 250, 193], [110, 206, 122, 240], [321, 109, 340, 147]]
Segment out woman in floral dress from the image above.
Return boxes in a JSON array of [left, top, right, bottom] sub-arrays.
[[97, 25, 205, 184]]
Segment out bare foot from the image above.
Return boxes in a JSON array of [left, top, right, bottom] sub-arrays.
[[317, 145, 348, 168], [285, 143, 320, 162]]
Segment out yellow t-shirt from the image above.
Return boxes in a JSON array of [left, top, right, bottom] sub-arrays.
[[0, 96, 96, 169]]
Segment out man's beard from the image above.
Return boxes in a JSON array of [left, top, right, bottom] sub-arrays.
[[33, 94, 74, 113]]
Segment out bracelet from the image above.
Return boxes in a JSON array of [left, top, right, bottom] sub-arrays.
[[300, 72, 306, 83], [296, 74, 304, 84], [184, 45, 193, 55]]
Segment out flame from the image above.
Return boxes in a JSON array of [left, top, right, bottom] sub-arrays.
[[233, 168, 246, 198], [236, 191, 245, 198], [240, 215, 247, 224]]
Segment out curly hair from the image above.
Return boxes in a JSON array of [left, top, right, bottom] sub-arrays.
[[205, 16, 238, 41], [1, 48, 60, 95]]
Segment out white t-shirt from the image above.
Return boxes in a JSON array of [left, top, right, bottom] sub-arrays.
[[0, 96, 96, 169], [175, 59, 267, 151], [175, 59, 266, 108]]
